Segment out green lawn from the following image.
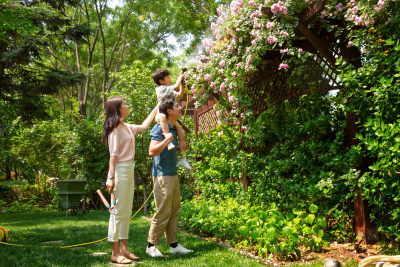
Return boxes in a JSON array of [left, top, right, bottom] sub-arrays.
[[0, 211, 267, 266]]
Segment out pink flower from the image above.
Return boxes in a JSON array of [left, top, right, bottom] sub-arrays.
[[375, 7, 381, 12], [242, 126, 248, 131], [246, 47, 251, 53], [191, 84, 196, 90], [271, 3, 280, 14], [267, 35, 277, 44], [281, 31, 289, 37], [232, 71, 237, 77], [217, 6, 224, 15], [378, 0, 385, 7], [228, 45, 233, 52], [204, 74, 210, 83], [220, 82, 226, 90], [229, 83, 233, 89], [249, 0, 256, 7], [279, 6, 287, 15], [348, 41, 353, 47], [231, 109, 236, 114], [267, 22, 275, 29], [219, 60, 226, 67], [237, 63, 242, 68], [228, 96, 234, 102], [240, 113, 245, 119], [218, 131, 223, 137], [211, 82, 216, 89], [279, 63, 289, 69], [251, 40, 256, 46], [298, 48, 303, 53], [336, 3, 343, 9]]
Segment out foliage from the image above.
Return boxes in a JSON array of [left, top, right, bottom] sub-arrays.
[[0, 0, 85, 120], [11, 117, 108, 193], [0, 180, 56, 213], [180, 197, 329, 260], [186, 0, 399, 125], [180, 0, 400, 247], [339, 38, 400, 241]]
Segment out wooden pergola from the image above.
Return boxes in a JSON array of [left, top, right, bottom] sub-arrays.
[[177, 0, 377, 243]]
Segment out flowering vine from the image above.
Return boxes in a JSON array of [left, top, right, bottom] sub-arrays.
[[187, 0, 398, 132]]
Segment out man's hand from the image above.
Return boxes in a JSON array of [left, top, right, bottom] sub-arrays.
[[163, 132, 174, 143]]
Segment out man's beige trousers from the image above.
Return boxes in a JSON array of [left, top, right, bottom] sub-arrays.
[[148, 175, 181, 245]]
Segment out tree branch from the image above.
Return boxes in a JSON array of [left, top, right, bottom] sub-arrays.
[[45, 48, 74, 73]]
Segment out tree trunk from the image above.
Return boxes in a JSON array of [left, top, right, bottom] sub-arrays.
[[142, 182, 148, 216], [4, 165, 12, 180]]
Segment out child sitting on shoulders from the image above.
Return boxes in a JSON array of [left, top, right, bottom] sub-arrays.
[[152, 68, 191, 169]]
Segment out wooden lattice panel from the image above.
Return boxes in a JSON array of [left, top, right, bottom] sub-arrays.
[[198, 107, 220, 134]]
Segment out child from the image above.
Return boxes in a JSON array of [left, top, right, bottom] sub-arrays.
[[152, 68, 192, 169]]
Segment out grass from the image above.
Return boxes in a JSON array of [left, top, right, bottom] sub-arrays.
[[0, 210, 364, 266], [0, 210, 266, 266]]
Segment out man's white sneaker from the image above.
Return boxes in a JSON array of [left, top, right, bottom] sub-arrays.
[[170, 244, 193, 254], [146, 246, 163, 257], [167, 142, 175, 151], [177, 158, 192, 169]]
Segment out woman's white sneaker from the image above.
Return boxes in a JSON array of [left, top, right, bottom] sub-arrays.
[[170, 244, 193, 254], [146, 246, 163, 257]]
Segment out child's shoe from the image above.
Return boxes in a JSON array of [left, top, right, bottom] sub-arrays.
[[167, 142, 175, 151], [177, 157, 192, 169]]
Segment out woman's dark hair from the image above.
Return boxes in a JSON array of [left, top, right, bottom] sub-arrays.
[[159, 97, 174, 117], [152, 68, 169, 85], [102, 96, 123, 146]]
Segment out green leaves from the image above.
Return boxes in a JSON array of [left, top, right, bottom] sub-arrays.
[[180, 197, 333, 260], [238, 225, 249, 236], [309, 204, 318, 214], [306, 214, 315, 225]]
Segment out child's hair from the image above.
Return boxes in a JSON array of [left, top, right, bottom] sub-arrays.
[[159, 97, 175, 118], [152, 69, 170, 86], [102, 96, 123, 146]]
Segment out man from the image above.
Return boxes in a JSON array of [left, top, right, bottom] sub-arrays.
[[146, 97, 193, 257]]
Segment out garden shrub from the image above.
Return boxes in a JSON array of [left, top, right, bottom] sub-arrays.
[[180, 197, 329, 260], [0, 180, 55, 213], [340, 39, 400, 241], [189, 92, 358, 242]]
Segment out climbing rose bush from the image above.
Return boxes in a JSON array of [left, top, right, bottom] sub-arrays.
[[187, 0, 398, 130]]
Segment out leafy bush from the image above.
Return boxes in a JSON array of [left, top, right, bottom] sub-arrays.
[[189, 93, 358, 241], [180, 197, 329, 260], [340, 39, 400, 241]]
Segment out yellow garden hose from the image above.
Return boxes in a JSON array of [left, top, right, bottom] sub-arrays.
[[183, 86, 189, 125], [0, 190, 153, 249], [0, 226, 8, 242], [359, 255, 400, 267]]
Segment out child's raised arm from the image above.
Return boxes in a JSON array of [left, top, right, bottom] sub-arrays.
[[172, 74, 184, 91]]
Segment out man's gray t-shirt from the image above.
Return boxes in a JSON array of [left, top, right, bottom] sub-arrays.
[[155, 85, 179, 103], [150, 123, 178, 176]]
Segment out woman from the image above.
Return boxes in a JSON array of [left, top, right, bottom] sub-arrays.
[[102, 96, 157, 264]]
